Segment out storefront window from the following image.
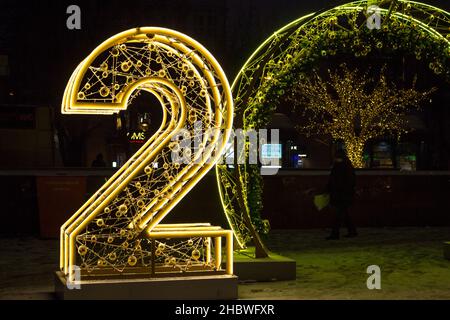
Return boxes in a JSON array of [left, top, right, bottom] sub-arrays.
[[396, 142, 417, 171], [372, 142, 394, 169]]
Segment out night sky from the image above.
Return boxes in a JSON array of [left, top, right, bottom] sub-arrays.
[[1, 0, 446, 108]]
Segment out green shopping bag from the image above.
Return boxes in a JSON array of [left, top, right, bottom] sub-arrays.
[[314, 193, 330, 211]]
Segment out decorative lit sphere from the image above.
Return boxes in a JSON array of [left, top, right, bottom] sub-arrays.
[[191, 249, 201, 261], [111, 47, 119, 57], [96, 219, 105, 227], [187, 239, 194, 246], [118, 204, 128, 215], [78, 245, 88, 256], [128, 255, 137, 266], [100, 86, 110, 97], [121, 61, 131, 72], [109, 252, 117, 261], [97, 259, 106, 267], [186, 70, 194, 79], [158, 243, 166, 251], [137, 200, 145, 208], [107, 236, 114, 243], [144, 166, 153, 175], [188, 113, 197, 123]]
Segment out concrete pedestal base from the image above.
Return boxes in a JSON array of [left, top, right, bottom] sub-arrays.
[[225, 248, 296, 282], [55, 272, 238, 300], [444, 242, 450, 260]]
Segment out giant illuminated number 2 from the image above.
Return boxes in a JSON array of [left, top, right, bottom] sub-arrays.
[[60, 27, 234, 282]]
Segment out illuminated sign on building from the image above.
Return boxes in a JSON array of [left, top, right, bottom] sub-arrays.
[[127, 131, 147, 144]]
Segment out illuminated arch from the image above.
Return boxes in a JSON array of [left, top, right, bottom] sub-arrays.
[[217, 0, 450, 249], [61, 27, 234, 281]]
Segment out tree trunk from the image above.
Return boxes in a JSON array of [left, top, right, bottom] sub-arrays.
[[345, 139, 365, 168], [234, 138, 270, 259]]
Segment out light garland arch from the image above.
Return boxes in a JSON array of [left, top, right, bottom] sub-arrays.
[[216, 0, 450, 254]]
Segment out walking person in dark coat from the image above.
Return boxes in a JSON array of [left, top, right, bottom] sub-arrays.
[[326, 149, 357, 240]]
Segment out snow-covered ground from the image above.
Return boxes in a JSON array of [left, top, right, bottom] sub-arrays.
[[240, 227, 450, 299], [1, 227, 449, 300]]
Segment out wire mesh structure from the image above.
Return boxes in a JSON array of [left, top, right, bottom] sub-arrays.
[[61, 27, 234, 282]]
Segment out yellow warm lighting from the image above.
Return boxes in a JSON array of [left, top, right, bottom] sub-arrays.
[[60, 27, 234, 281]]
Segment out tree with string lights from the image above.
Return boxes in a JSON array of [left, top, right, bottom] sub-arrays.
[[288, 64, 436, 168]]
